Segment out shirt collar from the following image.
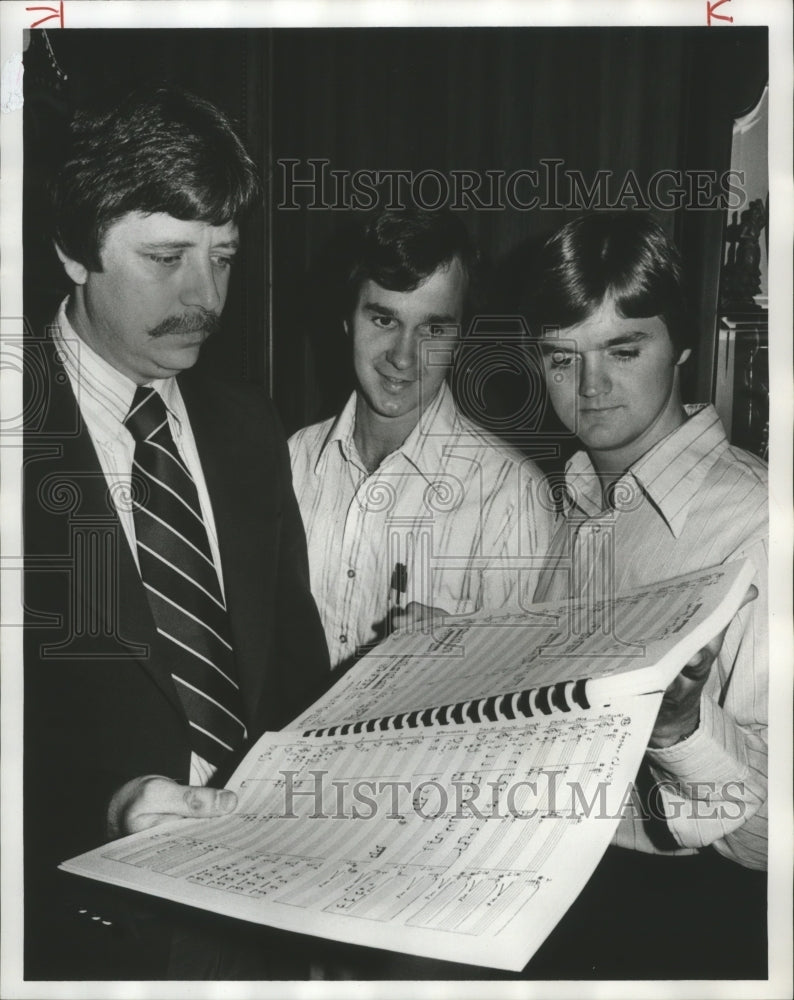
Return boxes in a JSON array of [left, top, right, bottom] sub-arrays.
[[313, 381, 456, 476], [314, 391, 360, 473], [53, 296, 182, 443], [563, 450, 604, 517], [399, 381, 457, 469], [564, 405, 729, 536]]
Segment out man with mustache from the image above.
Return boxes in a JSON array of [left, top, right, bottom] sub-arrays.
[[23, 86, 329, 979]]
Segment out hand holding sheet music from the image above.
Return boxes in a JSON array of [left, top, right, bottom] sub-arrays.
[[61, 560, 755, 971], [292, 560, 757, 733], [64, 697, 663, 970], [648, 582, 757, 748]]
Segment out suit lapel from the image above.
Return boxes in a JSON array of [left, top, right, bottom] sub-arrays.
[[33, 346, 186, 721], [178, 375, 270, 723]]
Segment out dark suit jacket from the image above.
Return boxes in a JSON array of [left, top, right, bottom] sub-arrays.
[[23, 337, 330, 979]]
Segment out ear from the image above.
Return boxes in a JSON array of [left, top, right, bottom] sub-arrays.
[[54, 242, 88, 286], [675, 348, 692, 366]]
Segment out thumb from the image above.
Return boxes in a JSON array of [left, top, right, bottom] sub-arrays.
[[111, 778, 239, 837], [739, 583, 758, 610], [681, 584, 758, 680], [402, 601, 448, 623], [681, 644, 716, 681], [390, 602, 427, 633], [178, 785, 238, 817], [139, 779, 237, 818]]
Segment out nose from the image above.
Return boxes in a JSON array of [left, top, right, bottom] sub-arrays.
[[179, 258, 223, 313], [385, 328, 417, 372], [578, 353, 611, 398]]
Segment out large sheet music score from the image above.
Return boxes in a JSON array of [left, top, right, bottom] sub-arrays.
[[61, 560, 754, 971], [293, 559, 756, 732], [66, 698, 662, 970]]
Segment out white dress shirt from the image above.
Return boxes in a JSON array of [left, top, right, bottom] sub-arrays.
[[534, 405, 768, 869], [289, 382, 556, 670]]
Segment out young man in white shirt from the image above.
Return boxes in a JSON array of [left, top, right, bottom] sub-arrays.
[[524, 211, 767, 979], [289, 209, 555, 670]]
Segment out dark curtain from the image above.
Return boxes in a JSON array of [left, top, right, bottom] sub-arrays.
[[24, 27, 767, 426], [271, 27, 768, 433]]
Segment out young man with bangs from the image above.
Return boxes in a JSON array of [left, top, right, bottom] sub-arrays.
[[24, 86, 329, 979], [288, 208, 555, 672], [524, 212, 768, 979]]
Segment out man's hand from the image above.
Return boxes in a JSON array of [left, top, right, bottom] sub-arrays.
[[390, 600, 450, 633], [649, 585, 757, 749], [106, 775, 237, 839]]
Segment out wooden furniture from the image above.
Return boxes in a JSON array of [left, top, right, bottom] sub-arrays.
[[713, 311, 769, 460]]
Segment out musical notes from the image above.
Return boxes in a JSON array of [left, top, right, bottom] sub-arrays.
[[291, 560, 755, 731], [71, 695, 662, 970], [61, 561, 753, 971]]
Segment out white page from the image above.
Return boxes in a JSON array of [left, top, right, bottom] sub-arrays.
[[294, 559, 755, 731], [62, 692, 662, 972]]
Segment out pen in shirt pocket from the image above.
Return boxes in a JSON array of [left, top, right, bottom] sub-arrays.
[[389, 562, 408, 630], [390, 562, 407, 606]]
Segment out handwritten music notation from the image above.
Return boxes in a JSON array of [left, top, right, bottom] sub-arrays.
[[291, 562, 753, 733], [94, 698, 660, 968], [62, 562, 751, 970]]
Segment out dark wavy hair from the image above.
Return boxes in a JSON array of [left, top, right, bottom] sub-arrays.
[[52, 86, 260, 270], [525, 212, 692, 356], [345, 208, 480, 319]]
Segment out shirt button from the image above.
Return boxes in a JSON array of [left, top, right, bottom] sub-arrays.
[[347, 569, 356, 578], [339, 634, 348, 644]]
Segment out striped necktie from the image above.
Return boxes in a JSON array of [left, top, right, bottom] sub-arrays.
[[125, 386, 246, 768]]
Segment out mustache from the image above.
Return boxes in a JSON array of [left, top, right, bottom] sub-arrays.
[[148, 311, 221, 339]]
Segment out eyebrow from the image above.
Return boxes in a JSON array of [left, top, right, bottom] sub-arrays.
[[361, 301, 395, 315], [361, 301, 459, 325], [139, 240, 239, 251], [540, 330, 650, 353]]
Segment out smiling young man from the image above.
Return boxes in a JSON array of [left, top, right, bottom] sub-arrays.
[[289, 209, 554, 670], [24, 87, 329, 979], [525, 212, 768, 979]]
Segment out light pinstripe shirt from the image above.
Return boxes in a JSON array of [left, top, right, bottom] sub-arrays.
[[52, 299, 221, 786], [534, 405, 768, 869], [289, 383, 555, 671]]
